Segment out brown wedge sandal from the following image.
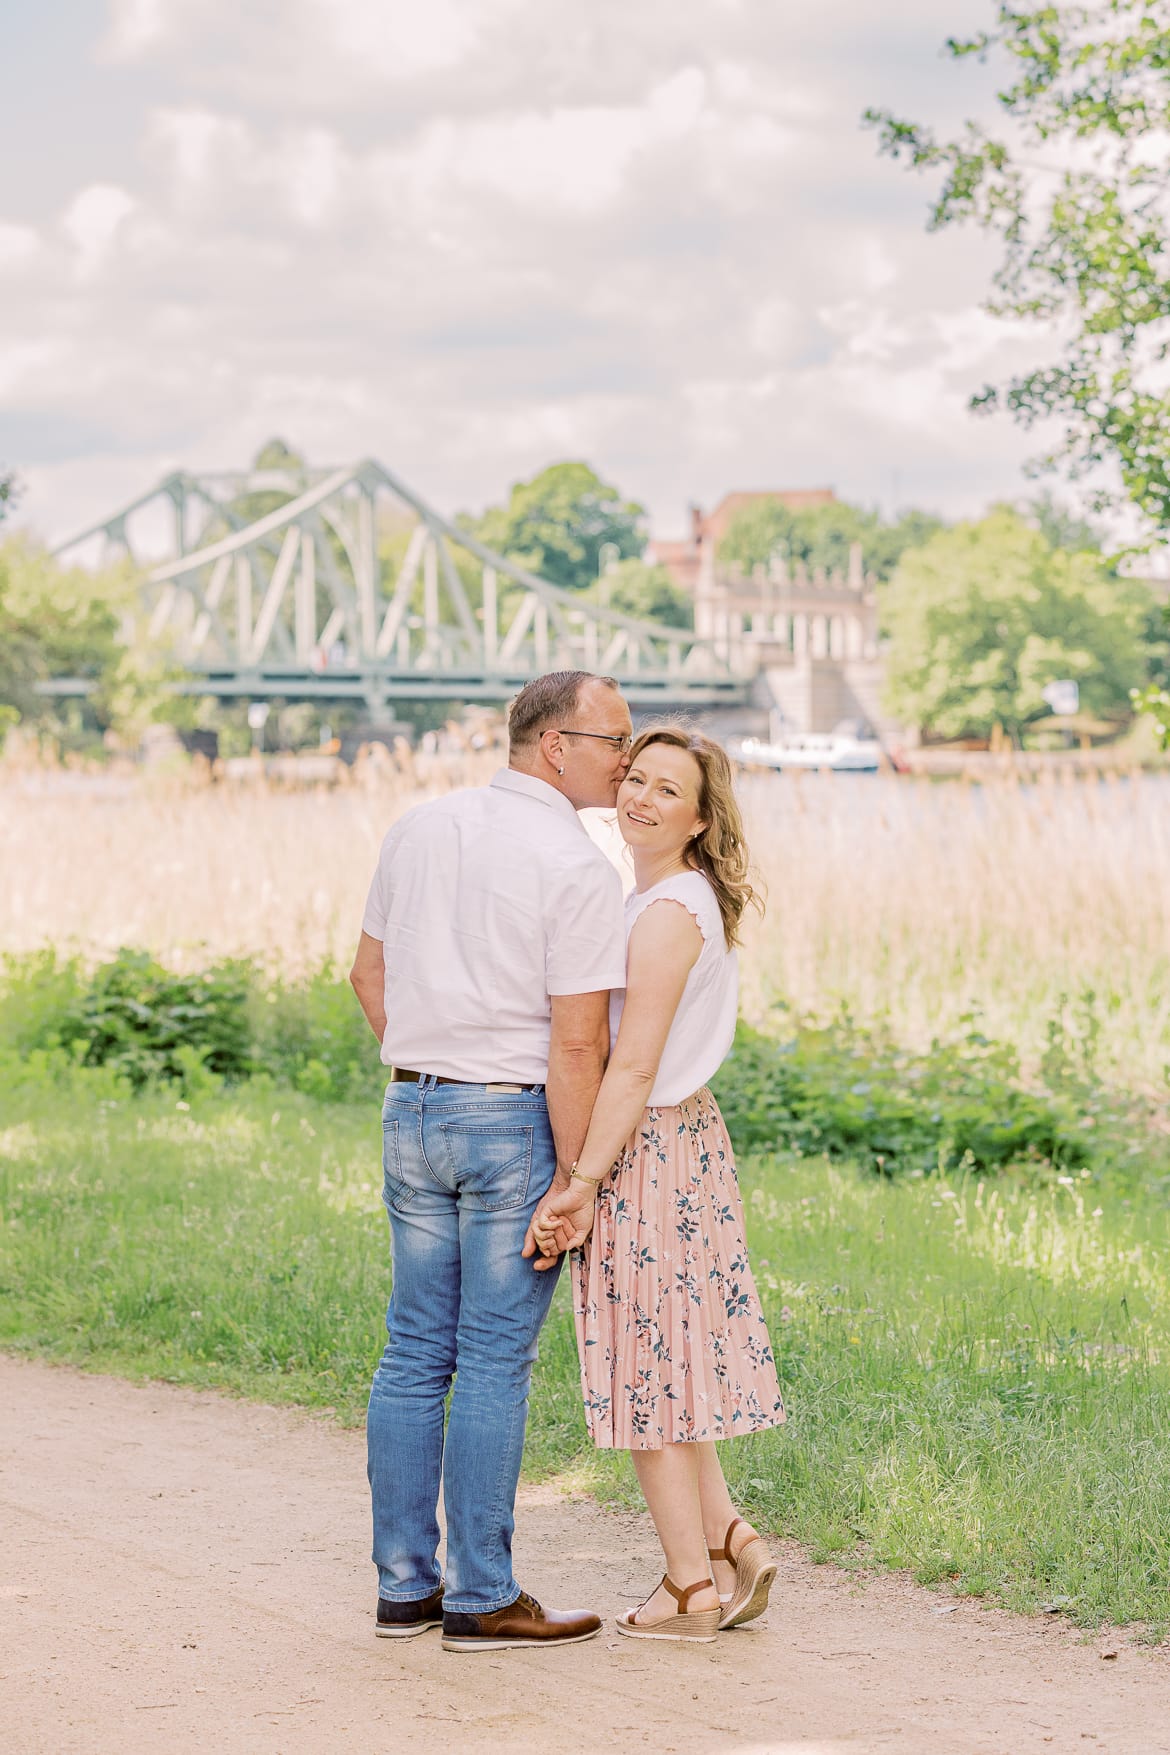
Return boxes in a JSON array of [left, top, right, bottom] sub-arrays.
[[615, 1574, 721, 1643], [709, 1517, 777, 1631]]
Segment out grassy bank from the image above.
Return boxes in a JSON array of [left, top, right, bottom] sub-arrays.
[[3, 1068, 1168, 1631]]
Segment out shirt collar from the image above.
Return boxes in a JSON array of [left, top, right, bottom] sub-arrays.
[[490, 767, 586, 830]]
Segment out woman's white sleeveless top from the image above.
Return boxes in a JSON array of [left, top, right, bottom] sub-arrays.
[[609, 869, 738, 1106]]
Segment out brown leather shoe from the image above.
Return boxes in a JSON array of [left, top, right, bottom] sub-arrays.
[[441, 1588, 601, 1652], [375, 1583, 444, 1639]]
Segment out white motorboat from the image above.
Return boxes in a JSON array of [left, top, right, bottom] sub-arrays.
[[731, 729, 882, 773]]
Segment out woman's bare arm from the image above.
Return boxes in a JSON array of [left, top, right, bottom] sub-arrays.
[[522, 899, 702, 1259]]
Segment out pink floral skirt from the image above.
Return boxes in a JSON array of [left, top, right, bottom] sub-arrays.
[[572, 1087, 786, 1451]]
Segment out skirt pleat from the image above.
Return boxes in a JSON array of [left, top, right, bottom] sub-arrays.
[[572, 1087, 786, 1450]]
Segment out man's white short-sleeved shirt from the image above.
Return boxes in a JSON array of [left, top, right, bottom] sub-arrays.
[[361, 769, 627, 1083]]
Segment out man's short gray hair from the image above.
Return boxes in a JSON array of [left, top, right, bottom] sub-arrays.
[[507, 671, 620, 753]]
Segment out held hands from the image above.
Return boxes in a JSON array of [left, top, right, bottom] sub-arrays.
[[521, 1169, 601, 1271]]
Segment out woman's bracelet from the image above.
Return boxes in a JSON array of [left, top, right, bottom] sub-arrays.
[[569, 1162, 605, 1188]]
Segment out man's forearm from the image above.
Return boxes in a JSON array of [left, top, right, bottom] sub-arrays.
[[349, 931, 388, 1046], [350, 976, 387, 1044], [545, 1041, 606, 1179]]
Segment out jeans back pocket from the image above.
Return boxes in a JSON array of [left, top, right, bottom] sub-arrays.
[[437, 1123, 533, 1211]]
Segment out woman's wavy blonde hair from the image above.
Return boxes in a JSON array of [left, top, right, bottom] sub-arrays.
[[625, 723, 763, 948]]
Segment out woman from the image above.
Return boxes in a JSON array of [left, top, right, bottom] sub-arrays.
[[528, 725, 786, 1643]]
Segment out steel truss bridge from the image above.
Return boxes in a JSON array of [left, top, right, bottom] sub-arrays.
[[55, 460, 755, 713]]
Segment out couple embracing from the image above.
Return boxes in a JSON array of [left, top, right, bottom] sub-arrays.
[[349, 670, 785, 1651]]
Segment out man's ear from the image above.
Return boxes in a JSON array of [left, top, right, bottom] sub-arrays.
[[539, 727, 563, 769]]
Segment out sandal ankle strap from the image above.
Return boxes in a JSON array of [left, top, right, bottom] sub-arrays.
[[707, 1516, 745, 1563], [663, 1574, 716, 1611]]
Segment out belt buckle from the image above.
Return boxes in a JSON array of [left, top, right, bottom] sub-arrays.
[[485, 1082, 523, 1095]]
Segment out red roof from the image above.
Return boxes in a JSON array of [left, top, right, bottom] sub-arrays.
[[647, 489, 838, 590], [702, 489, 836, 545]]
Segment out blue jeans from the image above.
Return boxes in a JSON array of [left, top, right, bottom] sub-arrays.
[[367, 1076, 563, 1613]]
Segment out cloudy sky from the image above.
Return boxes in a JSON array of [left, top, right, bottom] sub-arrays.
[[2, 0, 1052, 547]]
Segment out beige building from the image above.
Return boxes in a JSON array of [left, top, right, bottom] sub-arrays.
[[648, 491, 894, 739]]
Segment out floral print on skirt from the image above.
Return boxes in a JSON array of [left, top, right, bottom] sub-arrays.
[[572, 1086, 786, 1450]]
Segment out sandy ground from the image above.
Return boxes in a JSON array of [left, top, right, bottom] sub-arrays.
[[2, 1358, 1168, 1755]]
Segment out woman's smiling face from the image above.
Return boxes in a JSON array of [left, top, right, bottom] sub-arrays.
[[617, 741, 706, 859]]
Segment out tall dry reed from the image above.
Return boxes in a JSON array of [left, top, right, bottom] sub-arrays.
[[2, 765, 1167, 1084], [0, 756, 495, 974], [735, 770, 1170, 1086]]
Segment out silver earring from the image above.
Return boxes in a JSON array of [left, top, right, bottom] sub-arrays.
[[557, 766, 565, 776]]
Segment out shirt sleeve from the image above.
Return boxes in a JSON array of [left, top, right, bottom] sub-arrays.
[[360, 831, 393, 941], [545, 855, 628, 996]]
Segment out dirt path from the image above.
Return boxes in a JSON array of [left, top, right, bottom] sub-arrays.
[[2, 1358, 1167, 1755]]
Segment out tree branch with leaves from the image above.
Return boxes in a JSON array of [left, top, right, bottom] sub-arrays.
[[470, 461, 647, 593], [865, 0, 1170, 745]]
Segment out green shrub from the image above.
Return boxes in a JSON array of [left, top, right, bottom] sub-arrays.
[[52, 948, 253, 1090], [253, 963, 382, 1103], [0, 948, 87, 1054], [1, 948, 1160, 1180], [711, 1012, 1150, 1179]]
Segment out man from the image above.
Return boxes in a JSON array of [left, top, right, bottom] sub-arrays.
[[349, 670, 633, 1652]]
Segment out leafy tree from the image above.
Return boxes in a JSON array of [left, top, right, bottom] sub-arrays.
[[1025, 491, 1109, 559], [584, 557, 692, 628], [0, 537, 155, 750], [251, 437, 305, 476], [1139, 593, 1170, 726], [0, 469, 16, 525], [473, 461, 646, 592], [715, 498, 790, 576], [864, 508, 950, 581], [881, 506, 1151, 742], [228, 438, 308, 528], [866, 4, 1170, 742], [718, 496, 945, 583], [1022, 493, 1170, 741]]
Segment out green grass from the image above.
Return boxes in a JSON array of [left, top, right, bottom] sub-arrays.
[[0, 1073, 385, 1410], [547, 1159, 1170, 1632], [3, 1066, 1169, 1631]]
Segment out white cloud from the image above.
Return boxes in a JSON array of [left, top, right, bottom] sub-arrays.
[[147, 108, 249, 188], [101, 0, 171, 59], [311, 0, 487, 81], [711, 59, 826, 121], [282, 129, 345, 227], [383, 68, 715, 214], [5, 0, 1053, 543], [99, 0, 522, 102], [60, 184, 138, 278], [0, 340, 66, 401], [858, 235, 898, 294], [748, 298, 802, 359], [0, 224, 41, 272]]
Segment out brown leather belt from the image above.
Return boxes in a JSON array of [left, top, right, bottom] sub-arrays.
[[390, 1067, 463, 1086], [390, 1067, 542, 1093]]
